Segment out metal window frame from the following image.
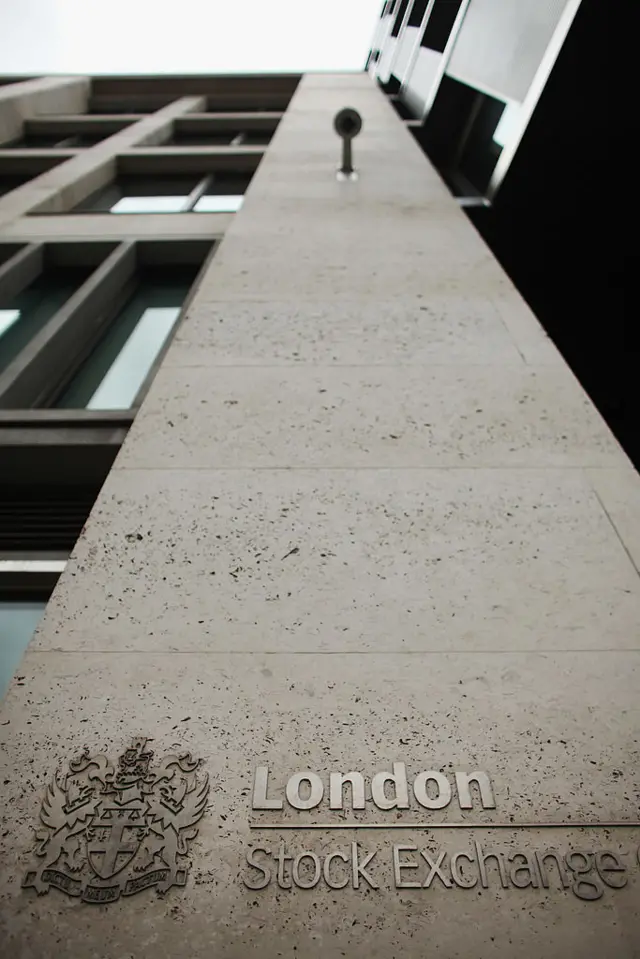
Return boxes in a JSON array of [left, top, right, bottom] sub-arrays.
[[419, 0, 471, 120], [0, 238, 213, 411], [387, 0, 417, 82], [0, 237, 214, 485], [398, 0, 438, 96], [62, 150, 261, 215], [485, 0, 583, 201]]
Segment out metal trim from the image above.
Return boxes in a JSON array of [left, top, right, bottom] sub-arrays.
[[387, 0, 416, 80], [399, 0, 438, 95], [420, 0, 471, 120], [486, 0, 583, 200]]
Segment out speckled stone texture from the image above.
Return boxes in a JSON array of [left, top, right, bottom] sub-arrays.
[[1, 73, 639, 959]]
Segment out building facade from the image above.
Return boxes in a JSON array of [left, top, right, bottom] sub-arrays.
[[0, 43, 639, 959]]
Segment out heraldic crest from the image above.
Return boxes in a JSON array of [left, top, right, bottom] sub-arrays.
[[23, 738, 209, 903]]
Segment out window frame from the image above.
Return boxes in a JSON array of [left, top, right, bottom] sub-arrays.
[[71, 151, 259, 215], [0, 239, 215, 411]]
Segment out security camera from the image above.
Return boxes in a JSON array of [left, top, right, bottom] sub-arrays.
[[334, 108, 363, 178], [334, 108, 363, 141]]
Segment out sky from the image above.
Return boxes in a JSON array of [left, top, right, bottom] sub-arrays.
[[0, 0, 382, 75]]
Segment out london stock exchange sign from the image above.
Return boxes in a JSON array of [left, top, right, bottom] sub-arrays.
[[23, 739, 209, 903], [245, 764, 638, 902]]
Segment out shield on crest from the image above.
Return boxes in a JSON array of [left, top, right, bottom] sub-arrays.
[[86, 801, 147, 879]]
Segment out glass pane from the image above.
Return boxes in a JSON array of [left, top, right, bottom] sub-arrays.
[[0, 273, 87, 375], [194, 194, 244, 213], [86, 307, 180, 408], [110, 196, 188, 214], [493, 101, 522, 148], [56, 279, 191, 410], [79, 176, 198, 212], [0, 600, 45, 698], [0, 309, 20, 337]]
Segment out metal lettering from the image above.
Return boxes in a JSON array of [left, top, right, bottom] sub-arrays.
[[276, 844, 292, 888], [286, 772, 324, 810], [450, 851, 478, 888], [244, 847, 271, 890], [351, 841, 379, 889], [595, 850, 627, 889], [252, 766, 283, 810], [474, 841, 509, 889], [420, 850, 452, 888], [329, 771, 366, 810], [508, 852, 540, 889], [535, 849, 570, 889], [82, 883, 120, 903], [565, 851, 604, 901], [413, 771, 452, 810], [371, 763, 409, 810], [455, 771, 496, 810], [323, 851, 350, 889], [392, 844, 420, 888], [292, 853, 321, 889], [124, 869, 171, 896]]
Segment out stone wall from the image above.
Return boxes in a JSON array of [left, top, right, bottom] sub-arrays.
[[1, 73, 639, 958]]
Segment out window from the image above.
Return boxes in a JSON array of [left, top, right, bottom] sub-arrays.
[[421, 0, 464, 51], [0, 156, 67, 197], [80, 175, 197, 213], [169, 130, 272, 148], [88, 97, 165, 115], [492, 101, 522, 148], [55, 272, 193, 410], [409, 0, 429, 27], [0, 241, 211, 411], [392, 0, 410, 36], [77, 173, 251, 214], [2, 118, 134, 151], [0, 600, 45, 697], [193, 194, 243, 213], [170, 133, 241, 147], [110, 195, 190, 214], [420, 76, 507, 196], [0, 268, 93, 375], [3, 132, 109, 149]]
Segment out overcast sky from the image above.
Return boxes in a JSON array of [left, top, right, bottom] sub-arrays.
[[0, 0, 382, 75]]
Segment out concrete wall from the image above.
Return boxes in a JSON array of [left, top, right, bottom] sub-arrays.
[[0, 76, 89, 145], [1, 73, 639, 958]]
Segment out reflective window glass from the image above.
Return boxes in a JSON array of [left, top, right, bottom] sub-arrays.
[[194, 194, 244, 213], [110, 196, 188, 214], [0, 600, 45, 698], [79, 176, 198, 213], [0, 271, 90, 375], [421, 0, 464, 51], [56, 275, 193, 410], [493, 101, 522, 148]]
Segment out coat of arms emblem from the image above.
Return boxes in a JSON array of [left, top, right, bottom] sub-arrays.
[[23, 738, 209, 903]]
